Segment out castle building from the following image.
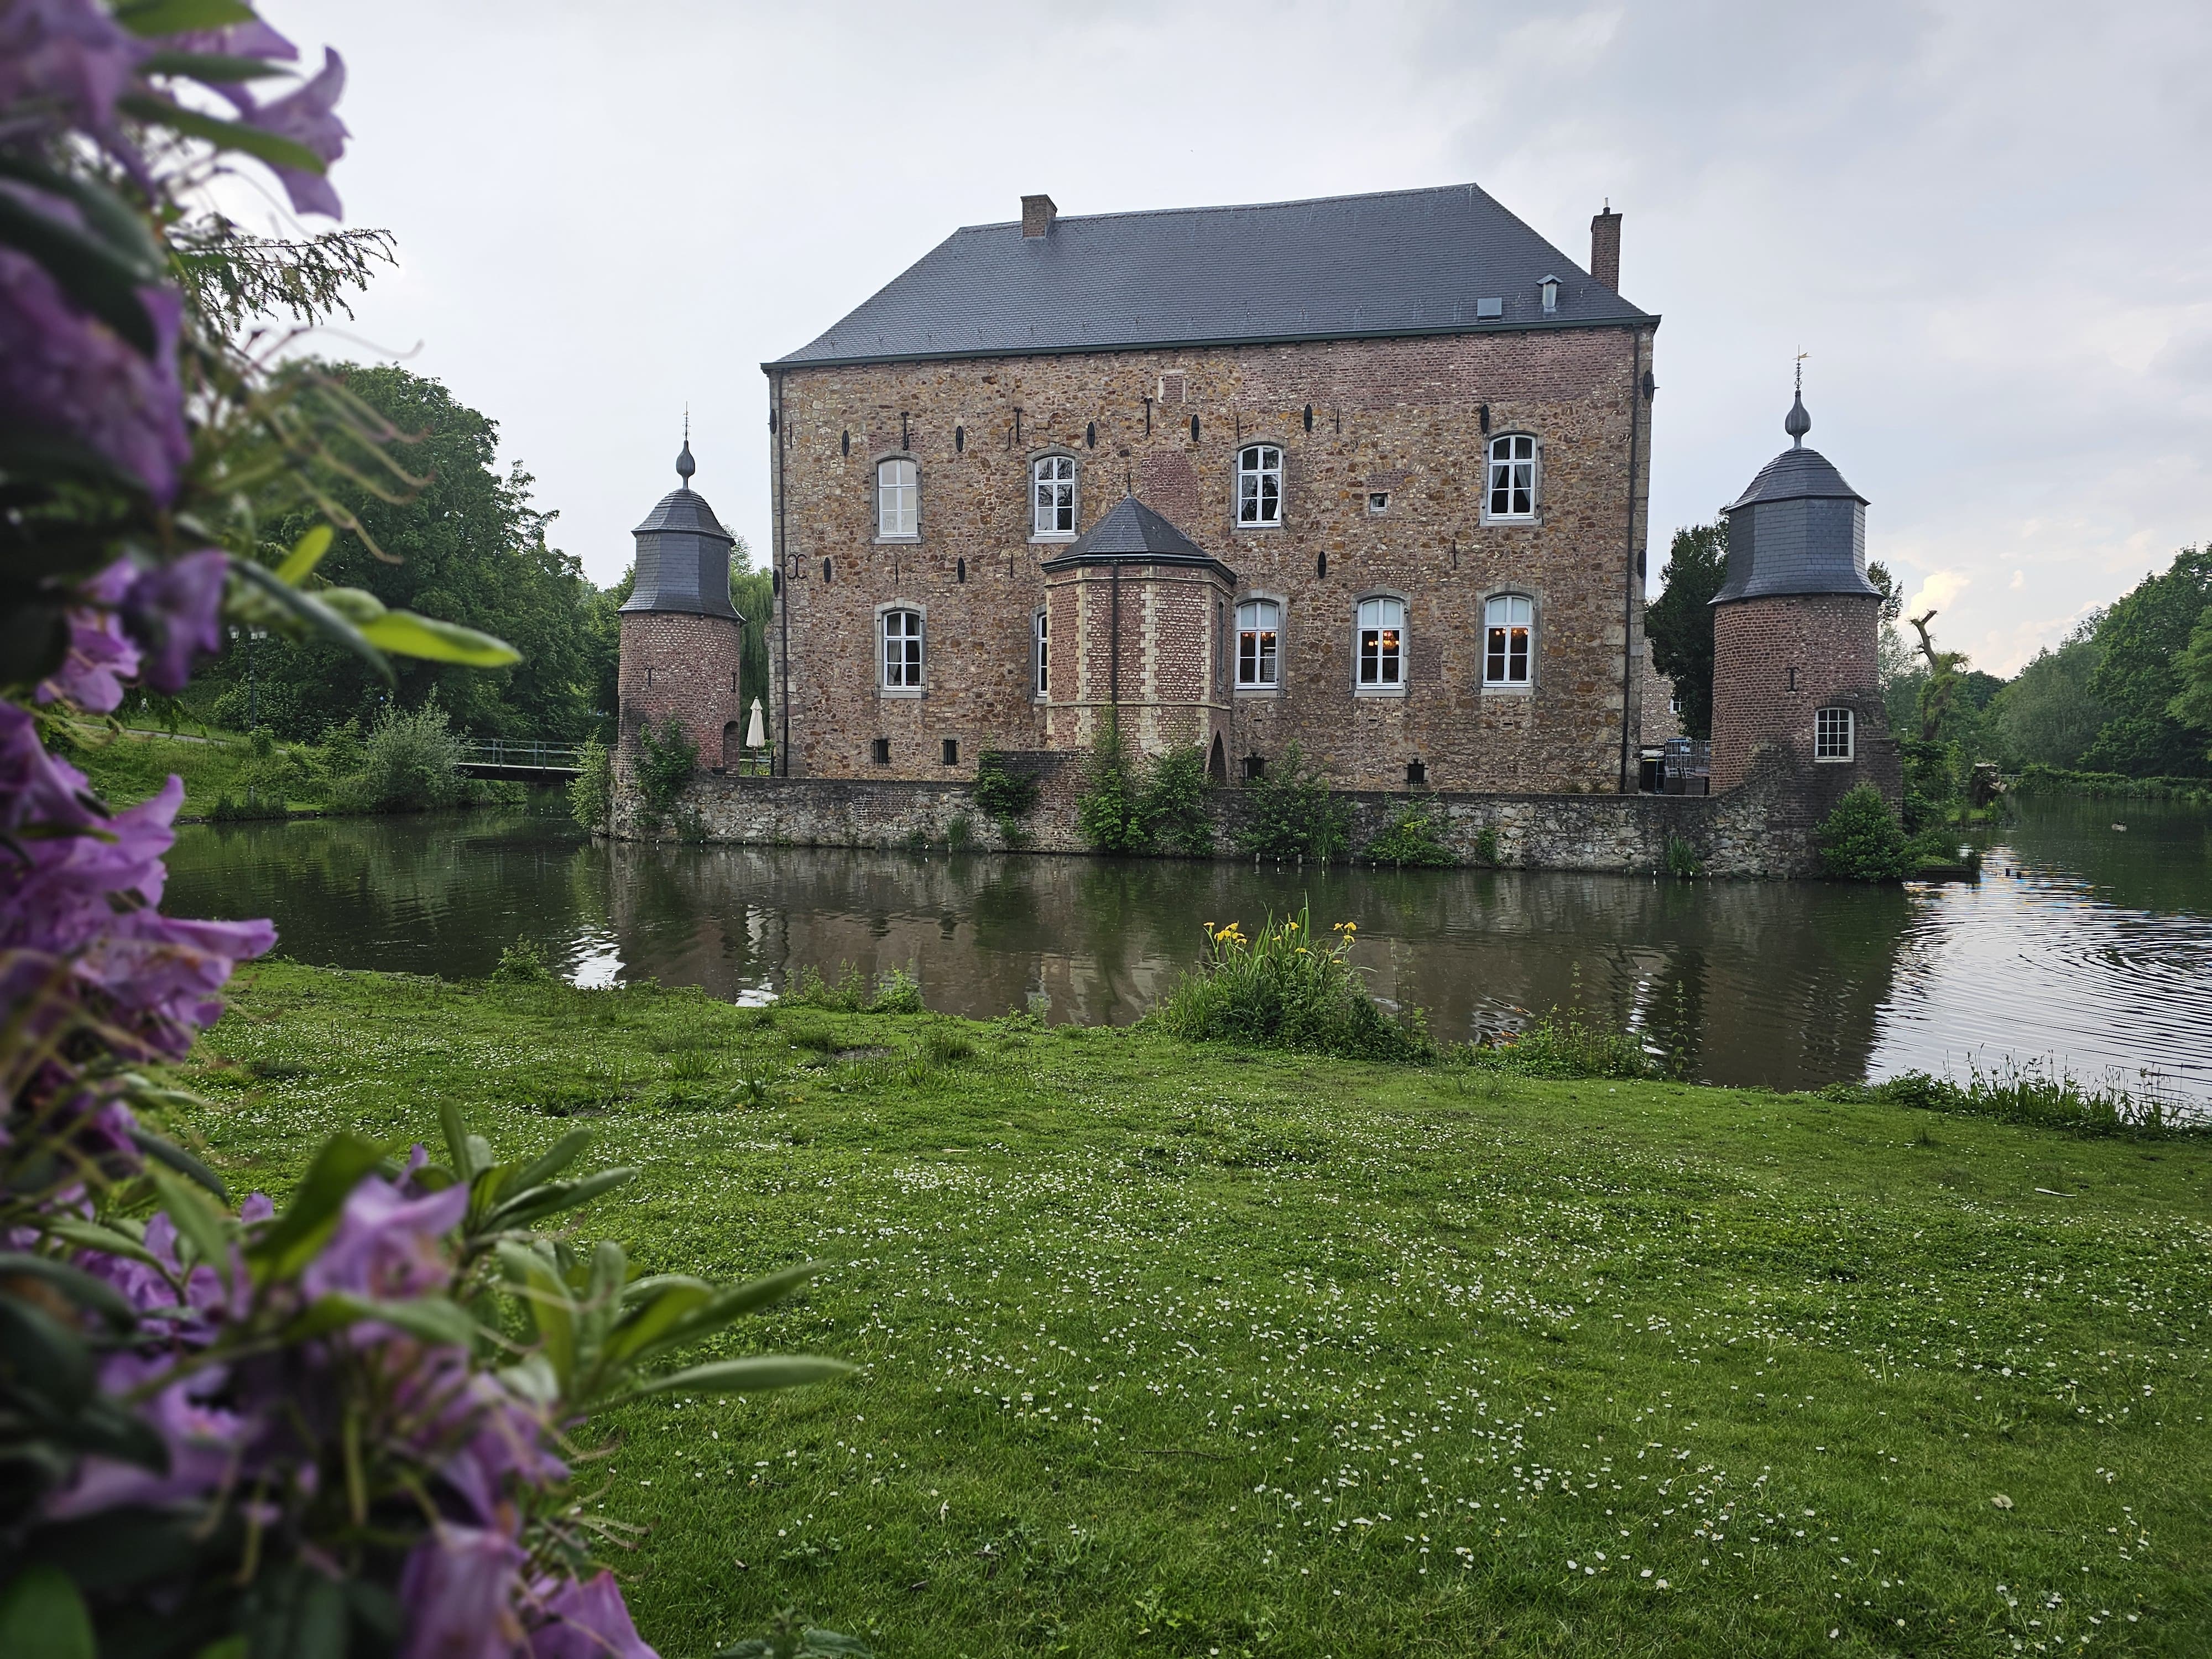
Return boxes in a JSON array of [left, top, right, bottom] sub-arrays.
[[617, 436, 747, 770], [760, 183, 1658, 793]]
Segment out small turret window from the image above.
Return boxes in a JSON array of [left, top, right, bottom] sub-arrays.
[[1032, 455, 1077, 537], [1487, 435, 1537, 520], [1815, 706, 1855, 761], [1484, 593, 1533, 686], [877, 458, 917, 539], [881, 608, 924, 689], [1238, 445, 1283, 526]]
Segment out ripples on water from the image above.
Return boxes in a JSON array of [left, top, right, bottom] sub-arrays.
[[164, 795, 2212, 1103]]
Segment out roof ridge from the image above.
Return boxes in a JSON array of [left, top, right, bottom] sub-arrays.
[[950, 180, 1509, 236]]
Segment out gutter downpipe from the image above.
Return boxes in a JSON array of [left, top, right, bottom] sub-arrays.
[[774, 371, 791, 777], [1618, 327, 1645, 795]]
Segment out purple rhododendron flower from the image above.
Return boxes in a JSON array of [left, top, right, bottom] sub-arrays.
[[0, 0, 144, 140], [46, 1353, 247, 1518], [301, 1176, 468, 1301], [37, 558, 139, 712], [0, 243, 190, 499], [436, 1370, 567, 1526], [241, 48, 348, 218], [528, 1573, 659, 1659], [121, 550, 229, 693], [398, 1522, 529, 1659]]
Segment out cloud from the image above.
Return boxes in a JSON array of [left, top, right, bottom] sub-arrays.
[[1907, 570, 1972, 617]]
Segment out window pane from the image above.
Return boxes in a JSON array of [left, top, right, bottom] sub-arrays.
[[1486, 627, 1507, 681]]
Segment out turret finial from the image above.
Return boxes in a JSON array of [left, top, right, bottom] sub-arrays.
[[676, 406, 696, 486], [1785, 354, 1811, 448]]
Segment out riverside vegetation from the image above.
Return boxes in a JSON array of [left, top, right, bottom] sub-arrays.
[[165, 958, 2212, 1658]]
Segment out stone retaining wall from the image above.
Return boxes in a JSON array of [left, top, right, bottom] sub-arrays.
[[613, 747, 1827, 878]]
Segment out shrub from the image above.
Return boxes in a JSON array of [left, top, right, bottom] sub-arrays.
[[1235, 743, 1351, 861], [1152, 908, 1431, 1062], [1076, 718, 1215, 855], [1454, 1008, 1661, 1079], [491, 935, 556, 984], [1144, 744, 1215, 856], [570, 735, 613, 832], [1664, 834, 1704, 879], [1817, 784, 1911, 881], [1365, 805, 1454, 867], [1471, 825, 1503, 867], [784, 962, 925, 1014], [329, 699, 465, 813], [633, 714, 697, 830], [1828, 1057, 2198, 1138], [946, 813, 974, 852], [974, 751, 1040, 841], [1077, 714, 1149, 853]]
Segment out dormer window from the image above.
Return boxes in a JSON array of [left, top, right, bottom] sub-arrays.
[[1237, 445, 1283, 527], [1486, 434, 1537, 520], [1538, 275, 1559, 316], [1032, 455, 1076, 538], [876, 457, 917, 539]]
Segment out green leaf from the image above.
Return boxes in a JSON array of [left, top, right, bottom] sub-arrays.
[[245, 1133, 385, 1285], [126, 1124, 228, 1199], [227, 558, 392, 684], [0, 154, 165, 277], [640, 1260, 825, 1360], [139, 50, 302, 84], [149, 1166, 234, 1293], [0, 1251, 139, 1329], [507, 1129, 594, 1197], [42, 1218, 164, 1274], [0, 190, 159, 356], [498, 1243, 577, 1388], [293, 1293, 477, 1348], [0, 1566, 96, 1659], [601, 1354, 854, 1411], [117, 95, 328, 179], [114, 0, 255, 35], [357, 610, 521, 668], [274, 524, 333, 586], [0, 1295, 95, 1407], [601, 1276, 714, 1366], [482, 1167, 635, 1233], [438, 1100, 475, 1182]]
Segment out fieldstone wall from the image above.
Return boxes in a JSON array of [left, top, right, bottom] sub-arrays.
[[612, 747, 1827, 878]]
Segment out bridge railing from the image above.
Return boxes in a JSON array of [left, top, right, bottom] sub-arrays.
[[457, 738, 587, 769]]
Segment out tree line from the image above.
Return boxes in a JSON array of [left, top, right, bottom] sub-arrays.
[[1647, 525, 2212, 778]]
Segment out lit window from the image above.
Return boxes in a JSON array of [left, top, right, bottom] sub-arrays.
[[1484, 593, 1533, 685], [877, 457, 916, 538], [1236, 598, 1280, 687], [1667, 692, 1682, 715], [1815, 706, 1855, 761], [1032, 455, 1076, 536], [1034, 611, 1049, 696], [1238, 444, 1283, 526], [881, 608, 923, 688], [1357, 596, 1405, 687], [1487, 434, 1536, 520]]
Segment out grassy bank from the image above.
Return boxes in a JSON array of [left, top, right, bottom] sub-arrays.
[[64, 724, 270, 814], [165, 963, 2212, 1657]]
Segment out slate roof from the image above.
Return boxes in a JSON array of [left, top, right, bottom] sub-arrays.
[[1726, 446, 1867, 513], [1039, 495, 1237, 582], [773, 183, 1652, 368], [632, 485, 734, 541]]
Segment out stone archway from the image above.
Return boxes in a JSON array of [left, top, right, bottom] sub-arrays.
[[1208, 731, 1227, 784]]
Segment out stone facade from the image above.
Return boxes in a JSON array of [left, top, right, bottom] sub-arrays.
[[617, 611, 746, 770], [1709, 593, 1899, 810], [765, 324, 1656, 794], [1638, 639, 1681, 745]]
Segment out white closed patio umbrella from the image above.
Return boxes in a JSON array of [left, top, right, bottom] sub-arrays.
[[744, 698, 766, 750]]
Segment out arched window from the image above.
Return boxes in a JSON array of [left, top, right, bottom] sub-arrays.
[[1034, 610, 1050, 697], [1032, 455, 1076, 537], [1484, 593, 1533, 686], [1486, 434, 1537, 520], [1236, 598, 1280, 687], [877, 457, 917, 538], [881, 608, 923, 689], [1815, 706, 1855, 761], [1357, 596, 1405, 688], [1238, 444, 1283, 526]]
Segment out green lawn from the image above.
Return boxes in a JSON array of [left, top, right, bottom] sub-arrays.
[[170, 962, 2212, 1657], [62, 724, 262, 813]]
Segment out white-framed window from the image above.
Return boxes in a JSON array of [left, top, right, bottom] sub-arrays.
[[876, 457, 917, 538], [1356, 596, 1405, 688], [1815, 706, 1855, 761], [1033, 610, 1049, 697], [1032, 455, 1076, 536], [881, 607, 923, 689], [1668, 692, 1682, 715], [1236, 598, 1280, 687], [1237, 444, 1283, 526], [1486, 433, 1537, 520], [1484, 593, 1533, 686]]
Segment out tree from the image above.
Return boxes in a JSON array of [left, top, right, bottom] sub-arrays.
[[1992, 627, 2110, 768], [2081, 546, 2212, 776], [1644, 522, 1727, 738], [2169, 602, 2212, 761], [1906, 609, 1970, 744], [200, 364, 604, 740]]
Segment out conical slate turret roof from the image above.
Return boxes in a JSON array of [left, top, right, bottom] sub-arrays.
[[1712, 390, 1877, 604], [622, 439, 739, 618], [1038, 494, 1238, 581]]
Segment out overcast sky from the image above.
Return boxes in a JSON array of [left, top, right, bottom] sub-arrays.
[[251, 0, 2211, 675]]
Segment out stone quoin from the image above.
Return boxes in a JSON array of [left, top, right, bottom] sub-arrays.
[[612, 181, 1900, 874]]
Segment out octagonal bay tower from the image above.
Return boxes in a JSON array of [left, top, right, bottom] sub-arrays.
[[617, 438, 747, 770], [1708, 388, 1900, 812]]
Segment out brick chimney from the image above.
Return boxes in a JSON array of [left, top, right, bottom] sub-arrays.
[[1589, 203, 1621, 291], [1021, 194, 1058, 239]]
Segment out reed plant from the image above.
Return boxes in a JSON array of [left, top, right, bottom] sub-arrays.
[[1151, 906, 1431, 1061]]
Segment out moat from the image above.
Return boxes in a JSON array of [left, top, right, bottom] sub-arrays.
[[168, 795, 2212, 1104]]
